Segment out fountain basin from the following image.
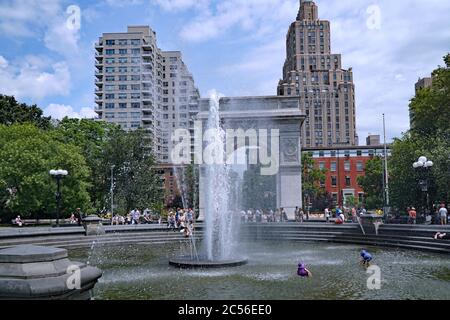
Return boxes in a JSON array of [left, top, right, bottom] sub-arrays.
[[169, 256, 248, 269]]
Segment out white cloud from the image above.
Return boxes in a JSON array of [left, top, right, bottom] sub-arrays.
[[0, 55, 71, 100], [179, 0, 297, 42], [0, 56, 8, 68], [0, 0, 81, 56], [152, 0, 209, 12], [44, 104, 97, 120], [181, 0, 450, 141]]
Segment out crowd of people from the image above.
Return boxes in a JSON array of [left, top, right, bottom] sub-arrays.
[[240, 208, 289, 223], [111, 208, 161, 225], [407, 203, 448, 225], [167, 208, 196, 238]]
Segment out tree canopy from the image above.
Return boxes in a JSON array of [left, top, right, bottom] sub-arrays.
[[389, 54, 450, 213], [0, 124, 91, 221], [0, 95, 51, 129]]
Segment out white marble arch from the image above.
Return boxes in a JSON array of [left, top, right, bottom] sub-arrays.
[[195, 96, 306, 221]]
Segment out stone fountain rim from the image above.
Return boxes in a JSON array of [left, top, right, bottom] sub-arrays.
[[169, 256, 248, 269]]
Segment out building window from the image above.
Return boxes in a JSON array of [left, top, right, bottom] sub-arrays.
[[105, 49, 115, 55], [119, 49, 127, 55], [118, 39, 128, 45], [331, 162, 337, 172], [119, 103, 127, 109], [358, 193, 364, 204], [357, 162, 363, 172], [319, 162, 325, 170], [345, 176, 351, 187], [119, 85, 127, 91], [105, 103, 115, 109], [331, 176, 337, 187], [357, 150, 362, 156], [319, 150, 324, 157], [344, 161, 350, 171], [119, 75, 127, 81], [332, 193, 338, 204], [131, 102, 140, 109]]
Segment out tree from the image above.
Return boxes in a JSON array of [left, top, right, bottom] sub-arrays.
[[389, 54, 450, 213], [357, 157, 384, 209], [242, 164, 276, 210], [184, 164, 199, 209], [0, 124, 91, 221], [53, 118, 120, 210], [0, 95, 51, 129], [344, 195, 358, 208], [102, 128, 163, 214], [302, 152, 326, 210]]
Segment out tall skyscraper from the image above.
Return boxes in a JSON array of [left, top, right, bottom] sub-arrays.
[[277, 0, 358, 148], [94, 26, 200, 163]]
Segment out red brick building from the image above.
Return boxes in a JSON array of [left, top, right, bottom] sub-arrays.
[[305, 144, 391, 207]]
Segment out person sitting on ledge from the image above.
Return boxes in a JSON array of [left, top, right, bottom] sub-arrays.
[[297, 263, 312, 277], [434, 232, 448, 240], [360, 250, 373, 267], [14, 215, 23, 227]]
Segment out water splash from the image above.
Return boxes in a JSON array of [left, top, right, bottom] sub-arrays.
[[203, 93, 237, 261]]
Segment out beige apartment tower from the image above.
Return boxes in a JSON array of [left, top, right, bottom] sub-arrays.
[[278, 0, 358, 148], [94, 26, 200, 163]]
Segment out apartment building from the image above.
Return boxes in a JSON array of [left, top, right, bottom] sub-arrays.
[[277, 0, 358, 148], [94, 26, 200, 163]]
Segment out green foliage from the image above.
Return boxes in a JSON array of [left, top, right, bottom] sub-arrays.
[[102, 128, 163, 214], [357, 157, 384, 209], [242, 165, 276, 210], [0, 124, 90, 221], [53, 118, 120, 209], [184, 164, 199, 209], [409, 53, 450, 137], [344, 195, 358, 208], [390, 54, 450, 212], [302, 152, 326, 208], [0, 95, 51, 129]]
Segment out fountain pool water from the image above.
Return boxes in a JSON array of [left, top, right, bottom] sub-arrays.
[[169, 93, 246, 267], [69, 241, 450, 300]]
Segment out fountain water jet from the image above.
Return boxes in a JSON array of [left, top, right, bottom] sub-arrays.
[[169, 93, 247, 268]]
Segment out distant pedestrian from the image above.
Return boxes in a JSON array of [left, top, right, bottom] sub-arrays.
[[324, 207, 330, 223], [74, 208, 83, 226], [439, 204, 448, 225], [408, 207, 417, 224]]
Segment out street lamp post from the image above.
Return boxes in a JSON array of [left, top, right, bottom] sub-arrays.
[[413, 156, 433, 215], [49, 169, 68, 227], [111, 165, 115, 217]]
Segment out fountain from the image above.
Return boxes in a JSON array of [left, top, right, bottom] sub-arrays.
[[169, 93, 247, 268]]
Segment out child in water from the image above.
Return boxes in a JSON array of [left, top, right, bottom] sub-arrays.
[[297, 263, 312, 277], [360, 250, 373, 267]]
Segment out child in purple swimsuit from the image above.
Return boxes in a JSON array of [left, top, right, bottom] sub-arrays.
[[297, 263, 312, 277]]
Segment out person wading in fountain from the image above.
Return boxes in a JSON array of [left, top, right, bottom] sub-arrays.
[[297, 263, 312, 277], [360, 250, 373, 267]]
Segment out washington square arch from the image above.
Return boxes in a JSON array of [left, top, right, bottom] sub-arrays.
[[195, 96, 306, 220]]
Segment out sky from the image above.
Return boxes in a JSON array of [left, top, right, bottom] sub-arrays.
[[0, 0, 449, 144]]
